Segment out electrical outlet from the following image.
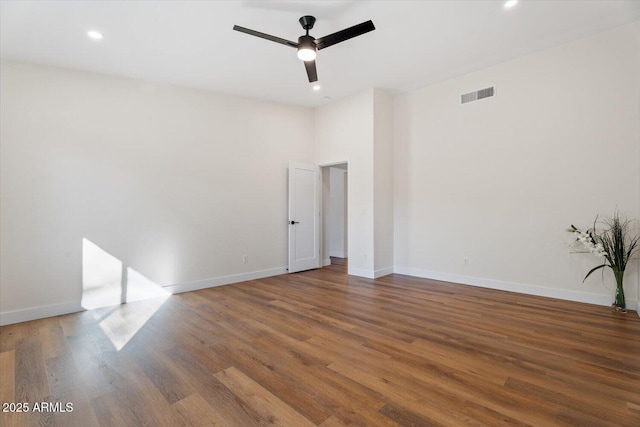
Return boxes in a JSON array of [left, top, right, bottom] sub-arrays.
[[242, 255, 249, 264]]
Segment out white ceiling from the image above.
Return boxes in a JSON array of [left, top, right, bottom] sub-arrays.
[[2, 0, 639, 107]]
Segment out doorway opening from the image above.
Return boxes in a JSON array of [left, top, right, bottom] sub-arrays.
[[321, 163, 348, 268]]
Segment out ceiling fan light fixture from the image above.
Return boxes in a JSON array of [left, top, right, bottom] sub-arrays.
[[297, 35, 317, 61], [297, 47, 316, 61]]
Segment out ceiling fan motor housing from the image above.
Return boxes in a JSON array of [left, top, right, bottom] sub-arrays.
[[298, 35, 316, 49]]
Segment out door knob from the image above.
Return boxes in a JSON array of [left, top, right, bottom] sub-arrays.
[[289, 220, 300, 225]]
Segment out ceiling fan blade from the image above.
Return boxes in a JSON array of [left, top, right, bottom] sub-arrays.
[[233, 25, 298, 48], [304, 60, 318, 83], [315, 20, 375, 50]]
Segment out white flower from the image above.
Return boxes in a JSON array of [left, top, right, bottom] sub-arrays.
[[569, 226, 609, 258]]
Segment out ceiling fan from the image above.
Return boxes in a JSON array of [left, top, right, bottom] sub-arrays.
[[233, 16, 375, 83]]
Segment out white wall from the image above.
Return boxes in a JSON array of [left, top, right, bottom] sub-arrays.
[[315, 88, 395, 278], [394, 21, 640, 309], [315, 89, 375, 277], [329, 166, 348, 258], [0, 61, 314, 324], [373, 89, 394, 276]]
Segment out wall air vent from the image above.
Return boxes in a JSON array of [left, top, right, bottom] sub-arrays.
[[461, 86, 495, 104]]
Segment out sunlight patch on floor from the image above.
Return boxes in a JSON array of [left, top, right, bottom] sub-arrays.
[[98, 295, 169, 351], [81, 238, 171, 350]]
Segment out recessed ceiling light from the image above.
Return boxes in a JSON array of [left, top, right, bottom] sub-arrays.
[[87, 30, 103, 40], [504, 0, 518, 8], [312, 84, 321, 91]]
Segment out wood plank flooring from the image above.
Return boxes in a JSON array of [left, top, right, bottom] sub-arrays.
[[1, 258, 639, 426]]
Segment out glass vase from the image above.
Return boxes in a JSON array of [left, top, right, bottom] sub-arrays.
[[612, 269, 626, 313]]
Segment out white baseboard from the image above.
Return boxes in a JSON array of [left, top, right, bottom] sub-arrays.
[[323, 258, 331, 266], [393, 266, 638, 312], [374, 267, 394, 278], [348, 267, 375, 279], [163, 266, 288, 294], [348, 266, 393, 279], [0, 301, 84, 326]]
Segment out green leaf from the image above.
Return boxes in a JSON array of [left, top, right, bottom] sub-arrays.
[[583, 264, 607, 283]]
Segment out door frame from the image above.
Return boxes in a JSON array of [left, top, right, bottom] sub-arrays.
[[319, 161, 349, 268]]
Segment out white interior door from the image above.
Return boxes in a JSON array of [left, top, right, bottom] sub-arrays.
[[288, 162, 320, 273]]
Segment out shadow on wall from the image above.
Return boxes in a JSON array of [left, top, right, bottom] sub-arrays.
[[81, 238, 170, 350]]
